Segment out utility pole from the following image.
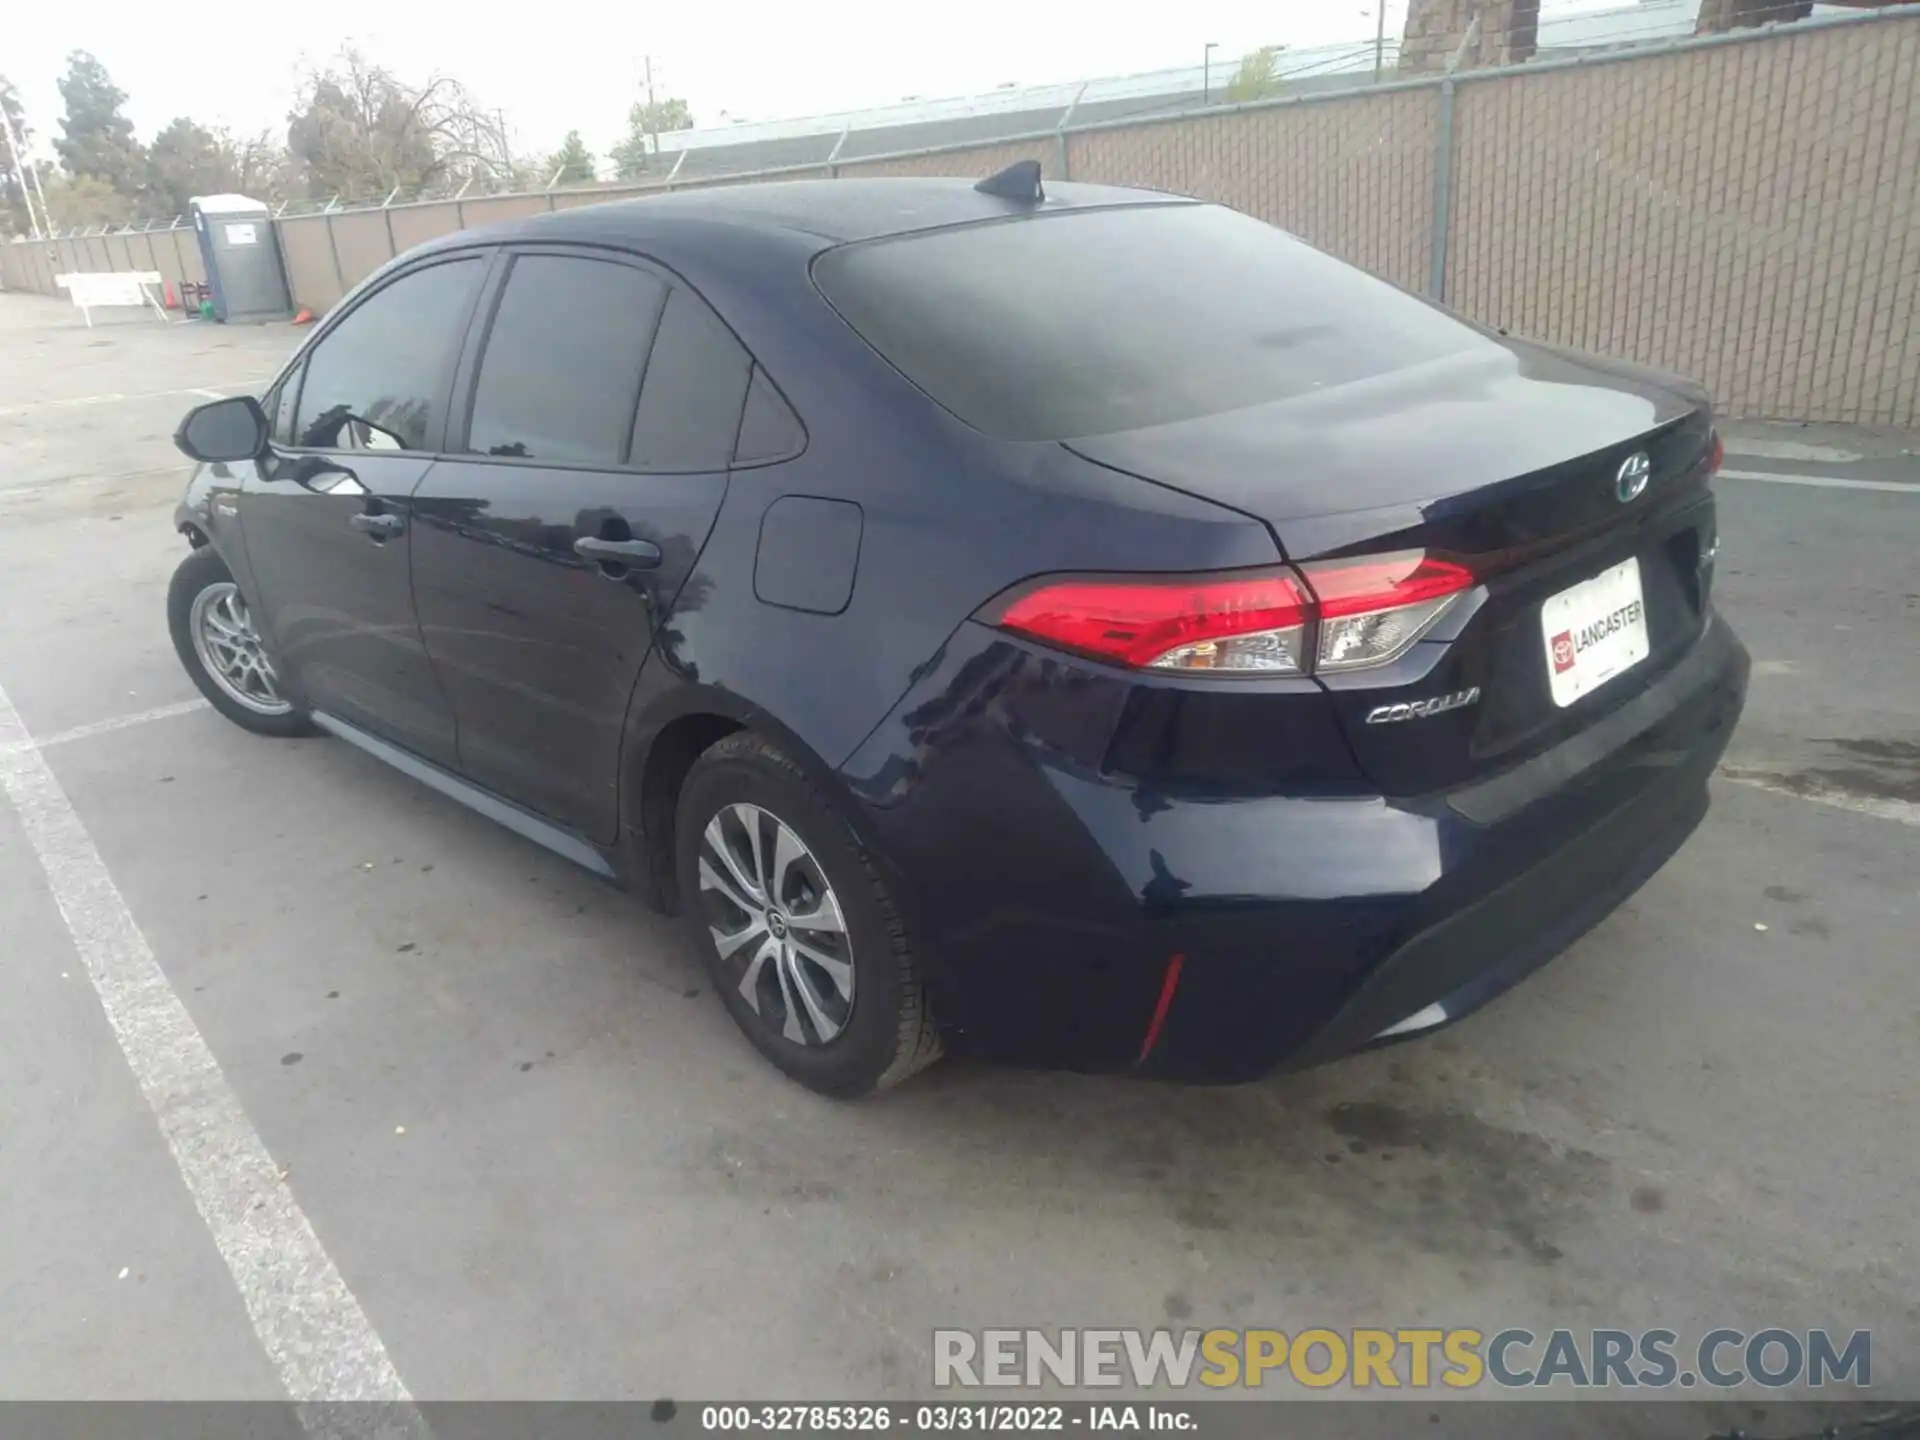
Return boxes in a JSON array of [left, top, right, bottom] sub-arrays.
[[2, 101, 46, 239], [27, 141, 51, 236], [1374, 3, 1388, 80], [1202, 42, 1218, 104], [644, 55, 658, 155]]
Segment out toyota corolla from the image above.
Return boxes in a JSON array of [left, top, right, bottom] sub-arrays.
[[166, 166, 1748, 1096]]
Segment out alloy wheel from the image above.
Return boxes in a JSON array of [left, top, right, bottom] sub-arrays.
[[189, 582, 292, 717], [697, 802, 855, 1045]]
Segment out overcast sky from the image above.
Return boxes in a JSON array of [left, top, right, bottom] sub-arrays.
[[7, 0, 1425, 162]]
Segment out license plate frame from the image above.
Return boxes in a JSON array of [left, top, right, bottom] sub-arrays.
[[1540, 557, 1650, 708]]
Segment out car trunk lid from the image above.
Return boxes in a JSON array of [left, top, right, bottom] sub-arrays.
[[1064, 341, 1721, 795]]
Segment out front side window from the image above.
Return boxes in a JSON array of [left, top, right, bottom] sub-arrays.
[[466, 255, 668, 466], [293, 258, 483, 452]]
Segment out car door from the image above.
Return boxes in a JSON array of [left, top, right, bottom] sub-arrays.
[[409, 247, 750, 841], [240, 253, 489, 767]]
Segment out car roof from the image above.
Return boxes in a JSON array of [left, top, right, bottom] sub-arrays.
[[441, 176, 1190, 251]]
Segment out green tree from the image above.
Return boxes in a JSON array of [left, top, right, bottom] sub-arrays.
[[609, 95, 693, 180], [41, 171, 133, 228], [147, 117, 227, 216], [1223, 46, 1285, 102], [548, 129, 596, 184], [53, 51, 148, 200]]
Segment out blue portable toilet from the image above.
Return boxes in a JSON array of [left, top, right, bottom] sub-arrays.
[[189, 194, 292, 322]]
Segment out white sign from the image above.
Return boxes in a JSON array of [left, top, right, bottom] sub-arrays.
[[1541, 557, 1649, 708], [225, 222, 257, 245], [54, 270, 169, 327]]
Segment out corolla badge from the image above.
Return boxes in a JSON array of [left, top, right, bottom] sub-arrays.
[[1615, 452, 1652, 503], [1365, 687, 1481, 725]]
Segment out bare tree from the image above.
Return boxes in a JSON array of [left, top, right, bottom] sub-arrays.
[[218, 128, 295, 201], [287, 47, 514, 202]]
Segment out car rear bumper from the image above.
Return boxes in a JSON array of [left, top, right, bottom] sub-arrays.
[[1154, 714, 1717, 1080], [841, 613, 1748, 1082]]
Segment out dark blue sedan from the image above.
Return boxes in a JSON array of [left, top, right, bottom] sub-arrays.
[[167, 165, 1748, 1095]]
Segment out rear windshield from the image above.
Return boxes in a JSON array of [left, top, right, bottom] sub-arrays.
[[813, 203, 1484, 441]]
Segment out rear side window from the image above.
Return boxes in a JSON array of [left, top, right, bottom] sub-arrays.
[[734, 366, 805, 464], [812, 204, 1487, 441], [467, 255, 667, 465], [628, 288, 752, 472], [294, 257, 482, 451]]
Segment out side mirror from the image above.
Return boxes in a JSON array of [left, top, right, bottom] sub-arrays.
[[174, 395, 270, 464]]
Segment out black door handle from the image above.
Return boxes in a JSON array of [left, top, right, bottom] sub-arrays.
[[350, 511, 405, 540], [574, 536, 662, 570]]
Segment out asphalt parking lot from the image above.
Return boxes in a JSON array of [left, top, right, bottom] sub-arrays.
[[2, 292, 1917, 1418]]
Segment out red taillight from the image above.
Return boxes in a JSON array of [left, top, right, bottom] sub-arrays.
[[986, 551, 1475, 677], [1300, 553, 1477, 619], [1704, 429, 1725, 477], [991, 570, 1312, 673]]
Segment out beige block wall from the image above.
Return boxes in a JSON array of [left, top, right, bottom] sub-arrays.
[[549, 181, 681, 208], [1447, 13, 1920, 424], [175, 226, 208, 285], [549, 187, 624, 210], [4, 13, 1914, 422], [1068, 88, 1439, 294], [329, 210, 397, 287], [279, 215, 344, 313], [676, 168, 832, 190], [839, 139, 1054, 181], [100, 232, 134, 272], [457, 193, 552, 227], [0, 239, 45, 291], [388, 203, 464, 253], [1, 223, 205, 298]]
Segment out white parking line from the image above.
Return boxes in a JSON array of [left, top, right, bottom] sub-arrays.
[[0, 679, 424, 1432], [0, 698, 211, 755], [1719, 469, 1918, 494], [0, 380, 277, 419], [0, 464, 187, 499], [1719, 768, 1920, 828], [1723, 439, 1864, 464]]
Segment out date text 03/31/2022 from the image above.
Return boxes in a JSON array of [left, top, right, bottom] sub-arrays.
[[701, 1405, 1192, 1432]]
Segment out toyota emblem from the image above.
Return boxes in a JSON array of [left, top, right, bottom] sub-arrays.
[[1615, 452, 1652, 503]]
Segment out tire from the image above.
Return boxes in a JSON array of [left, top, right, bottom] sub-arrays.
[[675, 731, 942, 1097], [167, 546, 314, 738]]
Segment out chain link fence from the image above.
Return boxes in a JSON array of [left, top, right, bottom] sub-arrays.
[[5, 3, 1916, 424]]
